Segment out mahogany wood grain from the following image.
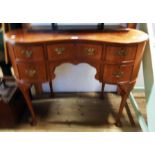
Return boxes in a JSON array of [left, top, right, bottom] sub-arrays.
[[5, 29, 148, 44], [103, 64, 133, 83], [16, 61, 46, 82], [47, 43, 74, 60], [76, 43, 102, 60], [14, 45, 44, 61], [104, 44, 137, 63]]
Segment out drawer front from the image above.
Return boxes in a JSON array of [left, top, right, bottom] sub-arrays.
[[14, 45, 44, 60], [105, 45, 137, 63], [47, 43, 74, 60], [76, 43, 102, 60], [103, 64, 133, 83], [17, 62, 46, 81]]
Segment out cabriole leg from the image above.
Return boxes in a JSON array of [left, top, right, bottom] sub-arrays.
[[18, 82, 37, 125]]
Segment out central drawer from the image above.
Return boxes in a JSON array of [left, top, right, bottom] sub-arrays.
[[47, 43, 74, 60], [17, 62, 46, 82], [76, 43, 102, 60]]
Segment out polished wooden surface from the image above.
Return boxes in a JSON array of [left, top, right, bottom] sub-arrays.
[[5, 29, 148, 126], [5, 28, 148, 44]]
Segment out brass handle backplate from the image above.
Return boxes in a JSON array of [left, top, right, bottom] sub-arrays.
[[113, 71, 124, 78], [116, 50, 128, 56], [25, 69, 37, 77], [85, 48, 95, 56], [54, 47, 65, 55], [21, 50, 33, 58]]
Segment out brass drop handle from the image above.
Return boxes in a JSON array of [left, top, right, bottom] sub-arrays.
[[21, 50, 33, 58], [117, 50, 128, 56], [25, 69, 37, 77], [85, 48, 95, 56], [54, 47, 65, 55], [113, 71, 124, 78]]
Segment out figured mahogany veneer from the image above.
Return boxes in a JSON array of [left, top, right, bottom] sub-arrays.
[[103, 64, 133, 83], [14, 45, 44, 61], [105, 45, 137, 63], [5, 29, 148, 126]]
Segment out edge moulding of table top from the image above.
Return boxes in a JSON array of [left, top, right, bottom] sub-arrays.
[[5, 29, 148, 126]]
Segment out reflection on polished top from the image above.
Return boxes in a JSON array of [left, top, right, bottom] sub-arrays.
[[5, 29, 148, 44]]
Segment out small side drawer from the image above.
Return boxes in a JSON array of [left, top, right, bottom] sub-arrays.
[[103, 64, 133, 83], [76, 43, 102, 60], [14, 45, 44, 60], [105, 45, 137, 63], [47, 43, 74, 60], [17, 62, 46, 81]]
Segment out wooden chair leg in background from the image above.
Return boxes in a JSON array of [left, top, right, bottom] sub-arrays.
[[116, 84, 136, 127], [115, 92, 129, 126], [125, 102, 136, 127], [116, 82, 136, 126]]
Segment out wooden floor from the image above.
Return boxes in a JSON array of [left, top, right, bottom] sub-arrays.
[[0, 92, 146, 132]]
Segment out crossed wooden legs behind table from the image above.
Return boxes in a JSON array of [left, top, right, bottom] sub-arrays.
[[116, 82, 136, 126], [101, 82, 136, 126]]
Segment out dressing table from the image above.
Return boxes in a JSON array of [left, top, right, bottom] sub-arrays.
[[5, 28, 148, 125]]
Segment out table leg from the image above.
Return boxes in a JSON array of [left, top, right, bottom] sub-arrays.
[[116, 82, 135, 126], [34, 83, 42, 95], [49, 81, 54, 97], [100, 83, 105, 99], [18, 82, 37, 125], [116, 92, 129, 126]]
